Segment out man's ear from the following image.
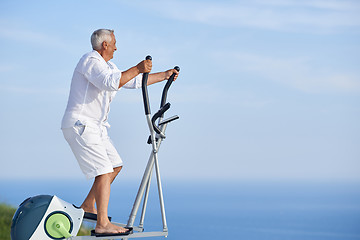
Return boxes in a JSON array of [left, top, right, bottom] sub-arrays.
[[102, 41, 108, 49]]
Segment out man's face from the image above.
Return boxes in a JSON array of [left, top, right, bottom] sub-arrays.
[[104, 33, 117, 60]]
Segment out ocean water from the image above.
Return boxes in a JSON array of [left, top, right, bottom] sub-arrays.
[[1, 180, 360, 240]]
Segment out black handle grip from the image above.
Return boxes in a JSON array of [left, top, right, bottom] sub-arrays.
[[142, 55, 152, 115], [160, 66, 180, 108], [152, 102, 171, 135]]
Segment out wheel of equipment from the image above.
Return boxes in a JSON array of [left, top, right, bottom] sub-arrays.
[[44, 211, 73, 239]]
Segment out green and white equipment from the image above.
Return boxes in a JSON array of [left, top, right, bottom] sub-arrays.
[[11, 195, 84, 239]]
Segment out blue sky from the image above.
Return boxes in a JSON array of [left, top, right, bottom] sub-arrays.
[[0, 0, 359, 182]]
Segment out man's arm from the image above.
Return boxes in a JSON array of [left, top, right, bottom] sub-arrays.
[[119, 60, 179, 88], [119, 59, 152, 88], [147, 69, 179, 86], [119, 66, 141, 88]]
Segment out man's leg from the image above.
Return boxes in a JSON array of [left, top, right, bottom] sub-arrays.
[[111, 166, 122, 183], [93, 171, 128, 233], [81, 166, 122, 214]]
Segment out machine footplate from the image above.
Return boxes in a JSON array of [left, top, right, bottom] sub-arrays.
[[90, 228, 133, 237], [83, 212, 112, 222]]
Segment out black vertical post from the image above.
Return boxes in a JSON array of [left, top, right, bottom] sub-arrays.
[[142, 55, 152, 115]]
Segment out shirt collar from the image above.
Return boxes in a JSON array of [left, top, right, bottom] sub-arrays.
[[91, 50, 108, 63]]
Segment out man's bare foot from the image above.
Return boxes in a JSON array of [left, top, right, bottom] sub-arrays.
[[95, 222, 129, 234]]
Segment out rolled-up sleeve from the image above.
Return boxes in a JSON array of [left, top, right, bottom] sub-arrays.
[[83, 58, 121, 91], [122, 73, 143, 89]]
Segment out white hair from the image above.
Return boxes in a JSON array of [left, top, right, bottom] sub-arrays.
[[91, 29, 114, 50]]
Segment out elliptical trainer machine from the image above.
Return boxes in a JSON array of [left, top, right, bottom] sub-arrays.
[[11, 56, 180, 240]]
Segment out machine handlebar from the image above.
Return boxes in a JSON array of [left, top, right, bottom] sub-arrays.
[[152, 103, 171, 136], [141, 55, 152, 115], [141, 55, 179, 138], [160, 66, 180, 108]]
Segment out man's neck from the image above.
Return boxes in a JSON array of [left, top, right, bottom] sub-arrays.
[[96, 49, 110, 62]]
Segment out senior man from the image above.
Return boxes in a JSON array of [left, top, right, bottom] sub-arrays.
[[61, 29, 178, 236]]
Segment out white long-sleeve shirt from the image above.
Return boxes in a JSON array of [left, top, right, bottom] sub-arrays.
[[61, 50, 142, 129]]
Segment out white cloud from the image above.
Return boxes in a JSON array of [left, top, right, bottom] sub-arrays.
[[123, 0, 360, 33], [0, 84, 68, 95], [259, 0, 357, 11], [0, 64, 15, 73], [212, 50, 360, 93], [0, 20, 69, 50]]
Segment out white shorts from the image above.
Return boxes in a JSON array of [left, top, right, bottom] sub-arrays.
[[62, 123, 123, 179]]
